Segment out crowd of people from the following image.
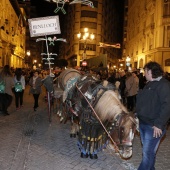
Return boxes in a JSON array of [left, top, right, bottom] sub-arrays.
[[88, 68, 146, 112], [0, 66, 45, 115], [0, 64, 170, 115], [0, 62, 170, 170]]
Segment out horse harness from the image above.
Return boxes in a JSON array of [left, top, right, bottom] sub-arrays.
[[110, 113, 133, 147]]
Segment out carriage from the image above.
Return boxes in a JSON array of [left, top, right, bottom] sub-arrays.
[[52, 69, 138, 159]]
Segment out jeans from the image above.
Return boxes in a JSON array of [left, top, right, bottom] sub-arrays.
[[33, 94, 40, 108], [14, 90, 24, 108], [0, 93, 13, 113], [138, 122, 166, 170]]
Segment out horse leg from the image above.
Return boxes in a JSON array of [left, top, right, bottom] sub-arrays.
[[59, 98, 64, 122], [77, 121, 89, 158], [89, 124, 99, 159], [70, 120, 77, 138]]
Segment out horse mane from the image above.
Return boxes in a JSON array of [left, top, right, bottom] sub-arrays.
[[94, 90, 128, 122]]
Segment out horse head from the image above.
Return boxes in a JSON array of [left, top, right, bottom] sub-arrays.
[[94, 90, 138, 159], [109, 112, 138, 159]]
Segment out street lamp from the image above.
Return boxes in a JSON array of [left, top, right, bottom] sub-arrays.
[[77, 28, 95, 66], [33, 59, 37, 70], [126, 56, 131, 71], [26, 50, 31, 68], [26, 50, 31, 56]]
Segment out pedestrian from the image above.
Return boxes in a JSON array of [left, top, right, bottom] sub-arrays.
[[132, 71, 139, 105], [136, 61, 170, 170], [119, 70, 126, 105], [14, 68, 25, 110], [29, 70, 42, 111], [138, 72, 146, 89], [125, 72, 137, 111], [107, 72, 116, 84], [0, 65, 14, 115]]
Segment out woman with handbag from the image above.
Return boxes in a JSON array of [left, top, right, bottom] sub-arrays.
[[29, 70, 42, 111]]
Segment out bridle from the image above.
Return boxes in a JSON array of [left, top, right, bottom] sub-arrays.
[[110, 113, 135, 148]]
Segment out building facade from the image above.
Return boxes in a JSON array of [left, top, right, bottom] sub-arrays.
[[0, 0, 27, 68], [60, 0, 124, 69], [124, 0, 170, 72]]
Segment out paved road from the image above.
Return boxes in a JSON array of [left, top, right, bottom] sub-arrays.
[[0, 85, 170, 170]]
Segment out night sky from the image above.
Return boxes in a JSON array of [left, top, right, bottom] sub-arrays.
[[31, 0, 57, 17]]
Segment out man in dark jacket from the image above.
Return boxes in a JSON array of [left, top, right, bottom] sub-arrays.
[[136, 62, 170, 170]]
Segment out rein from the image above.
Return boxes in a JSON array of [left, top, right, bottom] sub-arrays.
[[76, 83, 120, 153]]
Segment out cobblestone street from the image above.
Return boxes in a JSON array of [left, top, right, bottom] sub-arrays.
[[0, 86, 170, 170]]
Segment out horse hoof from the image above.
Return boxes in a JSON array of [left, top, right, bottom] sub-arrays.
[[73, 134, 76, 138], [90, 154, 98, 159], [70, 134, 73, 138], [80, 152, 88, 158]]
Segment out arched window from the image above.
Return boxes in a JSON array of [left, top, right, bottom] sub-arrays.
[[139, 58, 144, 68]]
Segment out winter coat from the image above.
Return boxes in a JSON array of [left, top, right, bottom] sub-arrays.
[[136, 77, 170, 130], [125, 75, 138, 96], [29, 76, 42, 94], [3, 76, 14, 96]]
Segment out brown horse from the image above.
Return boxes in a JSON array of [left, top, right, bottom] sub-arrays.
[[56, 70, 138, 159]]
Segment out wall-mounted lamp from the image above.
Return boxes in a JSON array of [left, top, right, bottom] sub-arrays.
[[26, 50, 31, 56]]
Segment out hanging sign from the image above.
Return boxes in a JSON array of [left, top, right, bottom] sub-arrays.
[[28, 16, 61, 37]]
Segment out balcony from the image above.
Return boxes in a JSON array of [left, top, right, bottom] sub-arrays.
[[0, 29, 8, 42], [162, 16, 170, 25], [10, 36, 18, 46]]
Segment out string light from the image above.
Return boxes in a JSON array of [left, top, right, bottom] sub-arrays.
[[45, 0, 94, 14]]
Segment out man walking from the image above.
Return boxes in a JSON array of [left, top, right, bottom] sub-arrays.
[[136, 61, 170, 170]]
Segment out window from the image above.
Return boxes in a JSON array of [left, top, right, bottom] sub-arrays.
[[163, 0, 170, 17], [167, 26, 170, 47], [149, 38, 153, 50], [81, 11, 97, 18], [80, 21, 97, 29]]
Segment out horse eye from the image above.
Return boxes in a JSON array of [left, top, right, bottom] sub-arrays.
[[121, 127, 124, 133]]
